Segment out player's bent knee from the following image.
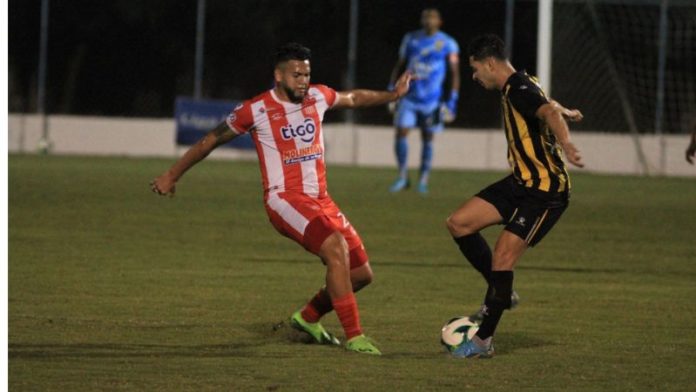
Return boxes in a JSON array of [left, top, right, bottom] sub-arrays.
[[352, 273, 372, 291], [357, 267, 374, 285], [445, 215, 458, 234], [446, 215, 475, 237], [350, 263, 373, 292]]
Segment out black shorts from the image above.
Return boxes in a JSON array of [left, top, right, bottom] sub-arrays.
[[476, 175, 569, 247]]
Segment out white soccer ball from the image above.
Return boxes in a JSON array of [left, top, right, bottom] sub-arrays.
[[440, 316, 479, 352]]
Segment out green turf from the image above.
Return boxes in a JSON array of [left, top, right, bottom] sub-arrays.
[[8, 154, 696, 391]]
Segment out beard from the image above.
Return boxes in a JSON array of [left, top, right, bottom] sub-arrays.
[[282, 84, 306, 104]]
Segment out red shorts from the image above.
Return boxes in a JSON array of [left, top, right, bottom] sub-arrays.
[[264, 192, 368, 270]]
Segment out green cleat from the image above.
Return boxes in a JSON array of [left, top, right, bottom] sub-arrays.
[[290, 311, 340, 346], [345, 334, 382, 355]]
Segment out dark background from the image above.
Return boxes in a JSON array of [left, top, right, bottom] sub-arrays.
[[8, 0, 541, 128]]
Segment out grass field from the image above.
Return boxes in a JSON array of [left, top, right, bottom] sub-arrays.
[[8, 154, 696, 391]]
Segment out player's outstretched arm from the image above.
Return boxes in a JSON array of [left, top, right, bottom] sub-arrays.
[[334, 72, 412, 109], [549, 99, 583, 122], [150, 121, 238, 196], [536, 102, 585, 168]]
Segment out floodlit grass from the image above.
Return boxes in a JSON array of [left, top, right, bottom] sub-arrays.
[[9, 154, 696, 391]]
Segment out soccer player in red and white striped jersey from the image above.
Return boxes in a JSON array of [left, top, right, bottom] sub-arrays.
[[151, 43, 412, 355]]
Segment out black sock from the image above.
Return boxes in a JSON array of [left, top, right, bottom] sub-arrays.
[[476, 270, 514, 340], [453, 233, 492, 285]]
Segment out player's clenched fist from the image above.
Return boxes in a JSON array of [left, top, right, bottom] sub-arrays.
[[150, 172, 176, 197]]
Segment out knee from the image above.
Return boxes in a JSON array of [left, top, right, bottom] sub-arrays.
[[357, 268, 373, 287], [396, 128, 409, 138], [445, 215, 457, 234], [353, 272, 373, 291], [446, 215, 474, 237], [350, 265, 373, 292]]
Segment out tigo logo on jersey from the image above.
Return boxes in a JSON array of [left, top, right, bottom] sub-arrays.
[[280, 118, 317, 143]]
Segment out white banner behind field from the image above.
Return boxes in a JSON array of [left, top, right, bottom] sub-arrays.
[[7, 114, 695, 177]]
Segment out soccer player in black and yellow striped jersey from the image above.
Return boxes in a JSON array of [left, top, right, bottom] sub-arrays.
[[445, 34, 584, 358]]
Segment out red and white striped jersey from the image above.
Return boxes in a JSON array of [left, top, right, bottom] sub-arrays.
[[226, 84, 337, 199]]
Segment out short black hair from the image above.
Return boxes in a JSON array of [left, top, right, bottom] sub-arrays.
[[467, 34, 507, 61], [274, 42, 311, 67]]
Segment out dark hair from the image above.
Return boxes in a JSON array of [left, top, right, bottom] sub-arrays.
[[467, 34, 507, 61], [274, 42, 312, 67]]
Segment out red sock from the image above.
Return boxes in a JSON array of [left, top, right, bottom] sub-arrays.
[[332, 292, 362, 340], [301, 288, 333, 323]]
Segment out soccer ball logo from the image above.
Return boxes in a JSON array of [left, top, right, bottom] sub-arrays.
[[440, 316, 479, 352]]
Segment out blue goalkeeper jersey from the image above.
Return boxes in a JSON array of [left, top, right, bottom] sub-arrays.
[[399, 30, 459, 105]]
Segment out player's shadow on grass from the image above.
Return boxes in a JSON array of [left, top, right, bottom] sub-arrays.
[[384, 331, 551, 359], [10, 321, 347, 360], [245, 320, 331, 346], [10, 328, 552, 360], [492, 331, 552, 355]]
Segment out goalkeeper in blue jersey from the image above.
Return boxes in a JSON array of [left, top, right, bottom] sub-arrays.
[[388, 8, 461, 194]]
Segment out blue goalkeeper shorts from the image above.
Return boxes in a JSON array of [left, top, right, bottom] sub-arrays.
[[394, 98, 444, 133]]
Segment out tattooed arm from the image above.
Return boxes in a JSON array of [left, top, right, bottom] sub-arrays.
[[150, 121, 239, 196]]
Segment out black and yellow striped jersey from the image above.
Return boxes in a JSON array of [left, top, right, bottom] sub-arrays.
[[501, 71, 570, 193]]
